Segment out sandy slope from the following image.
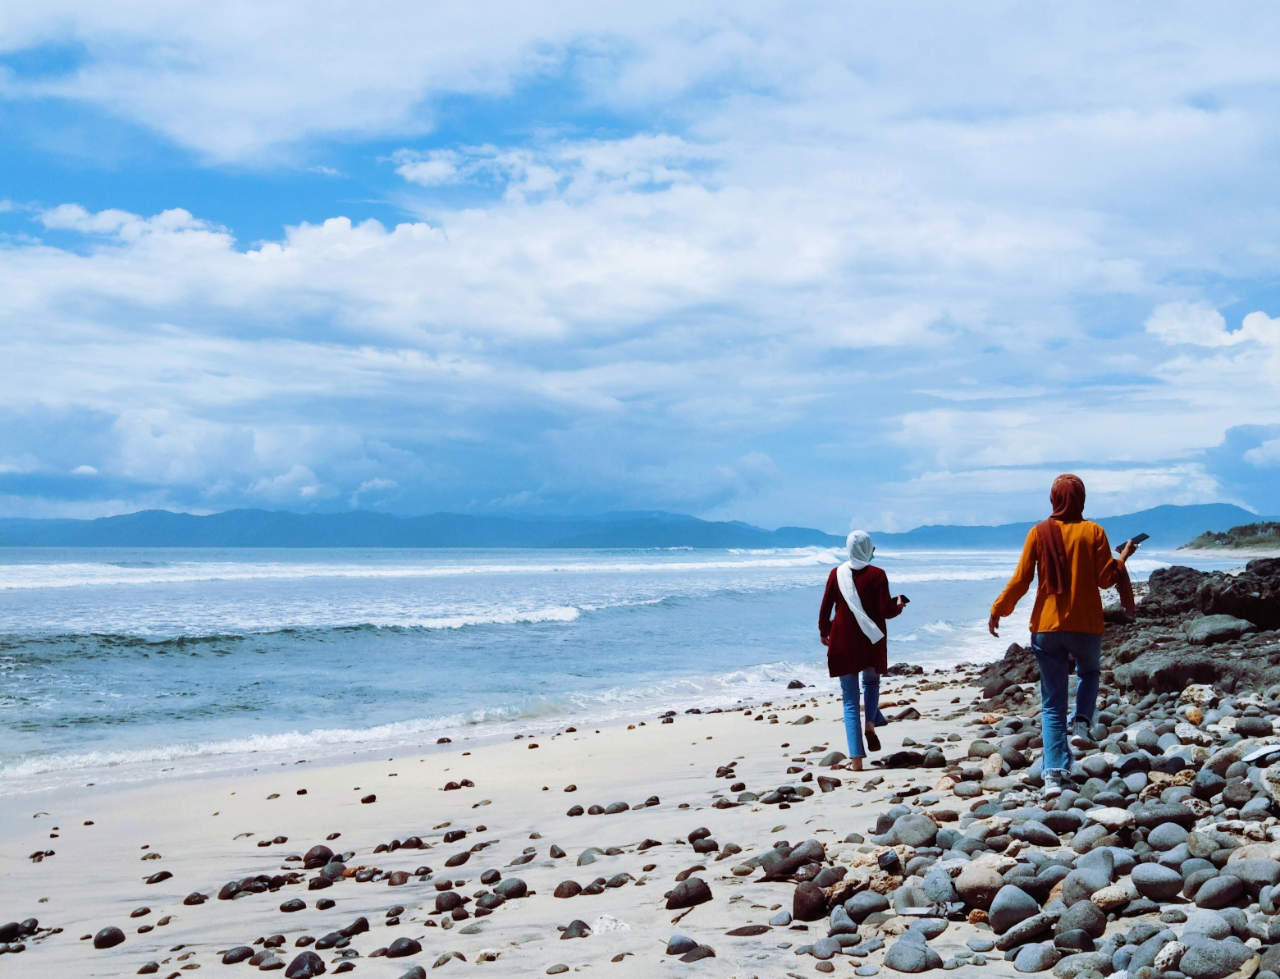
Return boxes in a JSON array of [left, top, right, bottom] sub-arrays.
[[1, 672, 992, 978]]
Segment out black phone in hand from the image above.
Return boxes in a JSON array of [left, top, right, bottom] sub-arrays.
[[1125, 533, 1149, 548]]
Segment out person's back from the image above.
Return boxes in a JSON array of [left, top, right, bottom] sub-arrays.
[[988, 474, 1137, 799]]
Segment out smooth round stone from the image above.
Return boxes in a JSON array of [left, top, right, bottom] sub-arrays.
[[1014, 943, 1061, 973], [892, 814, 939, 848], [665, 935, 697, 955], [1132, 863, 1184, 900], [1149, 823, 1190, 851], [967, 937, 995, 952], [855, 967, 879, 976], [1012, 820, 1060, 847], [1061, 868, 1110, 906], [770, 910, 791, 926], [883, 939, 942, 973], [1178, 938, 1255, 979], [1183, 911, 1232, 939], [1055, 899, 1106, 939], [1195, 875, 1244, 909], [93, 927, 125, 950], [812, 937, 841, 960], [955, 864, 1004, 909], [1123, 772, 1148, 793], [988, 885, 1039, 934], [845, 891, 890, 921], [908, 918, 947, 940]]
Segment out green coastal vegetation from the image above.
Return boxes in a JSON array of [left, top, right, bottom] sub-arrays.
[[1183, 521, 1280, 549]]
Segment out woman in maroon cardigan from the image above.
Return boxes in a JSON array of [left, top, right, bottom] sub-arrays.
[[819, 531, 907, 770]]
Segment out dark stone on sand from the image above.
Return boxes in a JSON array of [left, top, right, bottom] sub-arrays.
[[606, 873, 632, 888], [0, 923, 18, 944], [183, 892, 206, 906], [445, 852, 470, 867], [794, 880, 827, 921], [138, 962, 160, 974], [224, 946, 256, 964], [316, 898, 335, 910], [93, 926, 125, 949], [435, 891, 464, 913], [303, 845, 334, 869], [666, 877, 713, 910], [554, 881, 582, 899], [726, 924, 771, 936], [1054, 929, 1094, 953], [219, 880, 240, 899], [145, 871, 172, 884], [395, 968, 426, 979], [308, 876, 332, 890], [566, 806, 584, 817], [285, 950, 326, 978], [360, 794, 376, 804], [476, 894, 504, 910], [680, 945, 716, 962], [845, 890, 890, 921], [604, 801, 629, 814], [666, 934, 698, 954], [494, 878, 527, 899], [692, 838, 719, 854], [443, 830, 466, 843], [386, 937, 422, 958], [561, 919, 591, 939], [1133, 802, 1197, 830], [480, 870, 501, 885], [339, 917, 368, 937], [550, 844, 567, 858], [788, 679, 805, 688], [129, 907, 150, 918]]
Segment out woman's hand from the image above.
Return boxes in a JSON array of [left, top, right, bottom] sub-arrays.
[[1118, 539, 1138, 563], [821, 635, 829, 647], [988, 613, 1000, 638]]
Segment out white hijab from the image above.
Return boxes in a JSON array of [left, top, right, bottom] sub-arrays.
[[836, 530, 884, 643]]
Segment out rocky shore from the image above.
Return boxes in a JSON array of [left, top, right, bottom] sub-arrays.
[[6, 560, 1280, 978]]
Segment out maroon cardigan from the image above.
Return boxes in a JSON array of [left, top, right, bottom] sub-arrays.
[[818, 565, 902, 677]]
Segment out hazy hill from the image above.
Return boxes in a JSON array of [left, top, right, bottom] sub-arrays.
[[0, 502, 1272, 549], [871, 503, 1276, 551], [0, 509, 842, 549]]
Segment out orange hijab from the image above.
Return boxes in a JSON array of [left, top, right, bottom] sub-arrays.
[[1035, 475, 1084, 595], [1034, 474, 1133, 612]]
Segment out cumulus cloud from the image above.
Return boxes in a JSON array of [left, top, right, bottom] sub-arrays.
[[2, 3, 1280, 525]]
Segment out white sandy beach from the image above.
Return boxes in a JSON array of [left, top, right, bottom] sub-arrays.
[[1, 672, 995, 978]]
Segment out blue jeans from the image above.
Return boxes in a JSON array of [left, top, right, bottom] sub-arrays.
[[838, 668, 881, 758], [1032, 631, 1102, 775]]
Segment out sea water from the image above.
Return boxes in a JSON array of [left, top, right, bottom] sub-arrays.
[[0, 545, 1250, 793]]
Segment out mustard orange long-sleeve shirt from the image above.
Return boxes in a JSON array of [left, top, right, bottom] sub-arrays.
[[991, 520, 1122, 635]]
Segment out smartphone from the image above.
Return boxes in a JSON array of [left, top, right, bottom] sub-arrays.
[[898, 595, 910, 604], [1126, 533, 1149, 548]]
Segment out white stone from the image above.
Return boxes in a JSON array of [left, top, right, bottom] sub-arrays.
[[1091, 880, 1138, 911], [1182, 683, 1216, 706], [591, 915, 630, 933], [1087, 807, 1135, 831], [1152, 942, 1187, 972], [1176, 722, 1215, 747]]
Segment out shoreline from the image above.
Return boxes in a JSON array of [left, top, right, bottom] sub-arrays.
[[1, 672, 982, 977]]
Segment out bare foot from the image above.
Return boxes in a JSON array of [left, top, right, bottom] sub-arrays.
[[849, 757, 864, 771]]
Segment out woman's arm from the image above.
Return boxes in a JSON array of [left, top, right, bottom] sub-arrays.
[[989, 528, 1038, 637], [819, 572, 837, 645]]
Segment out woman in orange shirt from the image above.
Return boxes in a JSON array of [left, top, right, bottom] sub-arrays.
[[989, 475, 1137, 798]]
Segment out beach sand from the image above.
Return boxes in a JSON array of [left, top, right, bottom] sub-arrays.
[[0, 671, 991, 978]]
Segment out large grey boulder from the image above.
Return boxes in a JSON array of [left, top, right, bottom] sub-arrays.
[[891, 814, 939, 848], [883, 935, 942, 973], [1184, 614, 1260, 645], [988, 885, 1039, 935], [1132, 862, 1183, 901]]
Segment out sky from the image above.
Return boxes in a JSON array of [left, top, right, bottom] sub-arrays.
[[1, 2, 1279, 533]]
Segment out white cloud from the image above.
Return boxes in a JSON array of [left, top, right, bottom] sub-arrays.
[[4, 4, 1280, 523], [71, 464, 98, 475], [1245, 439, 1280, 468]]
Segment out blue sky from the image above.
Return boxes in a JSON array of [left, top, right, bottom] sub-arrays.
[[2, 2, 1280, 532]]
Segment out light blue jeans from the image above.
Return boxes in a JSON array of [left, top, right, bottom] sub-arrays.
[[1032, 631, 1102, 776], [838, 668, 881, 758]]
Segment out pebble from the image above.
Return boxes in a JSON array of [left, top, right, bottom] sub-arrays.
[[93, 926, 125, 949]]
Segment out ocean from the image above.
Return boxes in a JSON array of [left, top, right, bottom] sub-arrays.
[[0, 545, 1249, 794]]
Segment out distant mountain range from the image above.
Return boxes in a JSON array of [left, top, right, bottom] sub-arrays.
[[0, 502, 1271, 549], [0, 509, 839, 549], [871, 504, 1279, 551]]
